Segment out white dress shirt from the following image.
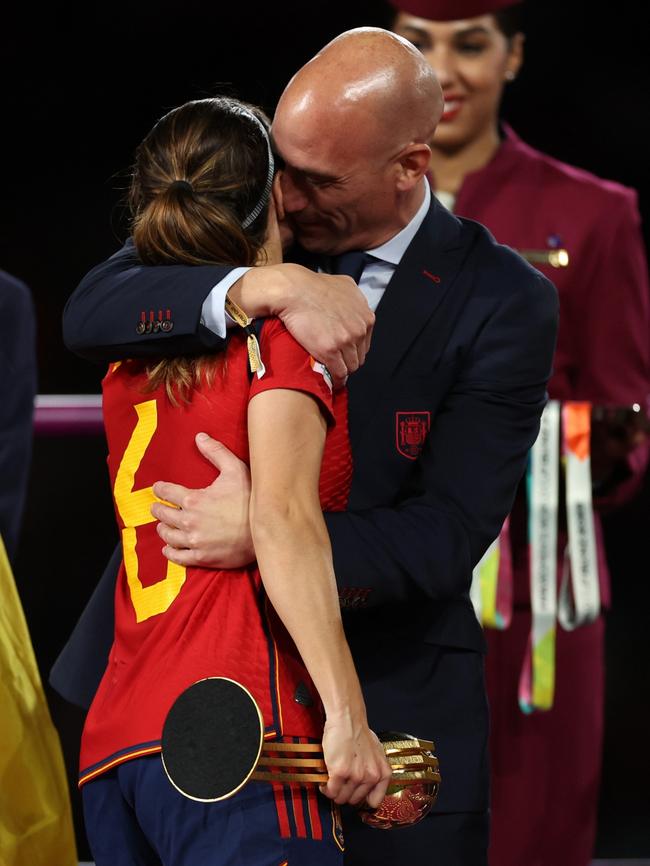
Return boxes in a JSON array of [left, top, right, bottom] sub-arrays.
[[200, 179, 431, 333]]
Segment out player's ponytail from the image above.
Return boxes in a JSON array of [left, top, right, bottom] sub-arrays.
[[125, 97, 276, 404], [130, 97, 273, 267]]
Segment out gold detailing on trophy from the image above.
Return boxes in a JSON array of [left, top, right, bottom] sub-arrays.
[[358, 734, 441, 829], [250, 734, 441, 829], [162, 678, 441, 830]]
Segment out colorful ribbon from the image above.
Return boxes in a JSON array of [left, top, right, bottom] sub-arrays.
[[558, 402, 600, 630], [470, 518, 513, 630], [518, 401, 560, 713]]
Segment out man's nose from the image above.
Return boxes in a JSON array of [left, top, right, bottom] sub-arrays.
[[280, 171, 309, 213]]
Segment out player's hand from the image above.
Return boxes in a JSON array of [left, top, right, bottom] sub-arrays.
[[150, 434, 254, 569], [319, 713, 392, 809]]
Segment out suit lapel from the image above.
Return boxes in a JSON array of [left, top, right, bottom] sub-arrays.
[[347, 197, 476, 446]]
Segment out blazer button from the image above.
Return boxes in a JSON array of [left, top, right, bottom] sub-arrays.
[[135, 321, 146, 335], [161, 320, 173, 332]]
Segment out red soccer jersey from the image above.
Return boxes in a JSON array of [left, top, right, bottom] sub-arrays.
[[79, 319, 352, 786]]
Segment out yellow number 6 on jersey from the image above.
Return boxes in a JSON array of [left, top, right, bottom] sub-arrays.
[[113, 399, 186, 622]]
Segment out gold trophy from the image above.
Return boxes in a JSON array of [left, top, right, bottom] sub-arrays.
[[358, 732, 440, 829], [162, 678, 441, 829]]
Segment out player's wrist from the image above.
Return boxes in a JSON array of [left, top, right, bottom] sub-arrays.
[[321, 677, 367, 725]]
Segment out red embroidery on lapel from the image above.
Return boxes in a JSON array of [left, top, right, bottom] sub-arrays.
[[422, 270, 441, 283]]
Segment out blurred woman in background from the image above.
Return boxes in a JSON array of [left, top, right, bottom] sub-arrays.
[[390, 2, 650, 865]]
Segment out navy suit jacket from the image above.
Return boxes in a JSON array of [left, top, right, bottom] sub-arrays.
[[0, 271, 37, 562], [54, 197, 558, 810]]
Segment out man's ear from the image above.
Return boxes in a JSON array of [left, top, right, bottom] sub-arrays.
[[395, 143, 431, 191]]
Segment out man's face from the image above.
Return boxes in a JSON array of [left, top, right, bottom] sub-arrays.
[[271, 105, 400, 256]]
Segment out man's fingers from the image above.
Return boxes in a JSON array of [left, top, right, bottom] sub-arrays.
[[341, 343, 361, 375], [151, 501, 184, 529], [152, 480, 190, 507], [162, 545, 203, 568], [363, 315, 374, 359], [325, 351, 349, 389], [157, 523, 190, 549], [195, 433, 244, 474]]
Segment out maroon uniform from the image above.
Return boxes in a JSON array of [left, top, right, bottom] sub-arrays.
[[444, 125, 650, 866], [80, 320, 351, 785]]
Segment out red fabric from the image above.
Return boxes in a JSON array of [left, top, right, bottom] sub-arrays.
[[306, 784, 323, 841], [448, 125, 650, 609], [453, 125, 650, 409], [485, 613, 605, 866], [389, 0, 519, 21], [290, 785, 308, 839], [444, 127, 650, 866], [80, 320, 352, 780], [273, 783, 291, 839]]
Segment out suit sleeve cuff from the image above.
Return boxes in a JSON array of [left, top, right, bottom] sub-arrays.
[[200, 267, 252, 337]]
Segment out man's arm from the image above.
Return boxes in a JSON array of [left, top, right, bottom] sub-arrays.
[[153, 271, 558, 607], [49, 545, 121, 707], [63, 241, 374, 382], [63, 240, 232, 360]]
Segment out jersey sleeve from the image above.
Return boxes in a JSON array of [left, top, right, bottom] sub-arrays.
[[248, 318, 335, 425]]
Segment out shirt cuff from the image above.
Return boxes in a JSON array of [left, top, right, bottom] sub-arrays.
[[200, 267, 252, 337]]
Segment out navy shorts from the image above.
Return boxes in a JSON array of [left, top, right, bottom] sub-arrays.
[[82, 754, 345, 866]]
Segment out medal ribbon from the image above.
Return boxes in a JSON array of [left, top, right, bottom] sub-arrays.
[[224, 294, 265, 378], [558, 402, 600, 630], [470, 518, 513, 630], [518, 401, 560, 713]]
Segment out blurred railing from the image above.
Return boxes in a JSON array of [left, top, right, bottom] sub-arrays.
[[34, 395, 103, 435]]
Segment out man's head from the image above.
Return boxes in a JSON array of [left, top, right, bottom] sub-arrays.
[[272, 28, 443, 255]]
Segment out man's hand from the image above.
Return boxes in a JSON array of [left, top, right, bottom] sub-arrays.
[[150, 434, 254, 569], [229, 264, 374, 388]]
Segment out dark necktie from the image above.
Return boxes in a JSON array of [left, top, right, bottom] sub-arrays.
[[332, 251, 373, 283]]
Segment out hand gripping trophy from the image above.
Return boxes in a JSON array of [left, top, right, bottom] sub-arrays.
[[161, 677, 441, 830]]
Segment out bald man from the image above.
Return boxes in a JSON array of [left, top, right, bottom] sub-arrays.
[[58, 28, 558, 865]]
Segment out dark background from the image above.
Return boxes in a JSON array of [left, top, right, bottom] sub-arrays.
[[4, 1, 649, 859]]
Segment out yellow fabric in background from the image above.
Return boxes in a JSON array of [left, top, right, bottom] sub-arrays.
[[0, 535, 77, 866]]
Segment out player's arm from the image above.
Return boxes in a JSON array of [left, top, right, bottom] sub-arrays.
[[248, 388, 390, 808]]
